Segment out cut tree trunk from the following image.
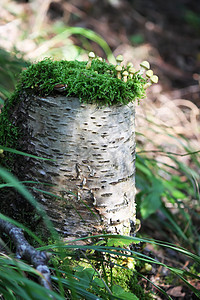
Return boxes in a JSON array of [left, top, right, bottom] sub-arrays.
[[5, 94, 136, 238]]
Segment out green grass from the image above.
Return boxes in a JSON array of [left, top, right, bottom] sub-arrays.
[[136, 131, 200, 254]]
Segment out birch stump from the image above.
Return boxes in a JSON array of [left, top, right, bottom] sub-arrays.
[[8, 94, 136, 238], [0, 56, 155, 239]]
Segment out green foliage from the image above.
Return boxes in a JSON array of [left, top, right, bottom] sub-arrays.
[[0, 255, 63, 300], [0, 109, 19, 154], [51, 25, 115, 63], [130, 34, 145, 45], [136, 144, 200, 253], [129, 275, 152, 300], [0, 48, 30, 103]]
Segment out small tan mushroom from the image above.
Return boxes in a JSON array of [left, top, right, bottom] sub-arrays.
[[0, 149, 4, 158], [86, 51, 95, 69], [138, 60, 150, 75], [127, 62, 133, 68], [145, 69, 153, 79], [122, 70, 129, 82], [116, 54, 124, 66], [115, 65, 122, 79], [129, 67, 136, 79], [144, 75, 158, 89]]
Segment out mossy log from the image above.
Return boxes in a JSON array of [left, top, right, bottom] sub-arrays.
[[3, 93, 136, 238]]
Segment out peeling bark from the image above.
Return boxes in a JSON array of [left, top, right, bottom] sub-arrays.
[[0, 219, 52, 290], [6, 95, 136, 237]]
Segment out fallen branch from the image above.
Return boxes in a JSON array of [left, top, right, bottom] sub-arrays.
[[0, 219, 52, 290]]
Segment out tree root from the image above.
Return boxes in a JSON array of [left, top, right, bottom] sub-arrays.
[[0, 219, 52, 291]]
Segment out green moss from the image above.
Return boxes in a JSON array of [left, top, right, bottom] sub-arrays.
[[18, 57, 146, 105], [129, 274, 153, 300], [0, 92, 20, 168]]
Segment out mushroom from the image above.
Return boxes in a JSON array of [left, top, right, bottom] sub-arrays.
[[122, 70, 129, 82], [129, 67, 136, 79], [127, 62, 133, 68], [138, 60, 150, 75], [97, 57, 103, 61], [145, 69, 153, 79], [144, 75, 158, 89], [116, 54, 123, 66], [86, 51, 95, 69], [115, 65, 122, 79], [0, 149, 4, 158]]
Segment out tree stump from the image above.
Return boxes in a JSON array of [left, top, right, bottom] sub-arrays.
[[8, 94, 136, 237], [0, 57, 155, 238]]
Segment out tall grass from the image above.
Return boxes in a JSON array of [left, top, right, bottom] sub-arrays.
[[136, 130, 200, 255]]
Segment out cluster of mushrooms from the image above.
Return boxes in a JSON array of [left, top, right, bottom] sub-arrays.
[[86, 52, 159, 89]]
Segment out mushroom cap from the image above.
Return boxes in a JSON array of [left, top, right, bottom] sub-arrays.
[[127, 62, 133, 67], [150, 75, 158, 83], [140, 60, 150, 70], [146, 70, 153, 78], [88, 51, 95, 58], [116, 54, 123, 62], [115, 65, 122, 71], [122, 71, 129, 76], [129, 67, 136, 74]]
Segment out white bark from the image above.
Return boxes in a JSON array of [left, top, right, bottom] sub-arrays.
[[19, 96, 136, 237]]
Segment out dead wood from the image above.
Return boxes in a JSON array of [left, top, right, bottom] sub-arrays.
[[0, 218, 52, 291]]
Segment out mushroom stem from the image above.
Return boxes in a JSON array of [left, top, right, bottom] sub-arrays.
[[129, 67, 136, 79], [86, 52, 95, 69], [115, 65, 122, 79], [122, 71, 129, 82]]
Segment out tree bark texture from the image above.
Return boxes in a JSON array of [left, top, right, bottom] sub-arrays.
[[7, 95, 136, 237]]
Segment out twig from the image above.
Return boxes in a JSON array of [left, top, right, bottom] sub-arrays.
[[0, 219, 52, 290]]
